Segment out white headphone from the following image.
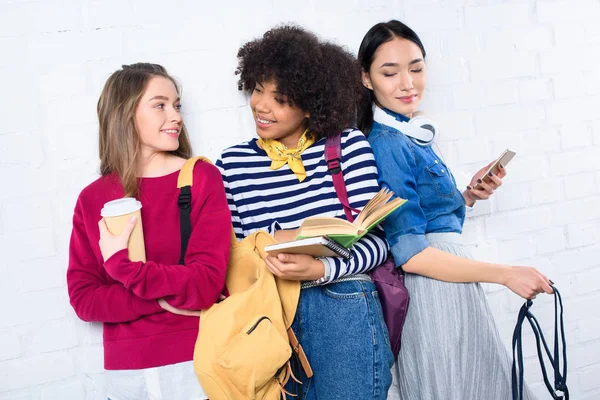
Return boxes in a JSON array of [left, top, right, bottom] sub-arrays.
[[372, 104, 437, 146]]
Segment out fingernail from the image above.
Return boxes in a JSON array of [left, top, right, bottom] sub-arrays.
[[476, 179, 482, 184], [487, 172, 493, 177], [466, 185, 472, 190], [499, 163, 504, 169]]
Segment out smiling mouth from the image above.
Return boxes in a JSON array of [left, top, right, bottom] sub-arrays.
[[256, 115, 275, 126], [161, 129, 179, 137], [397, 95, 417, 103]]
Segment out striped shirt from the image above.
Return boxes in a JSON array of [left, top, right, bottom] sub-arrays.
[[216, 128, 388, 283]]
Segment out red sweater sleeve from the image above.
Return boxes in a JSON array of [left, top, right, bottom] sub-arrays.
[[103, 163, 231, 311], [67, 197, 163, 323]]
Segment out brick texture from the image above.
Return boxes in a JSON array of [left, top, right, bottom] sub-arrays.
[[0, 0, 598, 398]]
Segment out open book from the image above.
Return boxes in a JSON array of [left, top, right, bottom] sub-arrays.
[[296, 188, 406, 248]]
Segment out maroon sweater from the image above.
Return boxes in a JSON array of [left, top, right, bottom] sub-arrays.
[[67, 161, 231, 370]]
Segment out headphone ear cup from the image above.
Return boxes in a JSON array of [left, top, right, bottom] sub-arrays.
[[409, 115, 437, 140]]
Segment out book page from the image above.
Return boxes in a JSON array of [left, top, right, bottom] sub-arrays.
[[297, 217, 357, 237], [354, 188, 394, 228], [360, 197, 406, 230]]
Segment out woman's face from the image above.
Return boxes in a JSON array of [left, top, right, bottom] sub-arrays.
[[362, 37, 426, 117], [249, 80, 309, 148], [134, 76, 183, 156]]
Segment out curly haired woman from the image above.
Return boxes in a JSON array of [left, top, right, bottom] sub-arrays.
[[216, 26, 394, 399]]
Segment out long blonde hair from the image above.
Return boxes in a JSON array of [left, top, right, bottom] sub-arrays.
[[97, 63, 192, 197]]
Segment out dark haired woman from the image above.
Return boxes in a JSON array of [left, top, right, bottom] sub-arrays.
[[217, 26, 394, 399], [67, 63, 231, 399], [357, 20, 550, 399]]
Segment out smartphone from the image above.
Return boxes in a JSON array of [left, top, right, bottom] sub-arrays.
[[473, 149, 516, 190]]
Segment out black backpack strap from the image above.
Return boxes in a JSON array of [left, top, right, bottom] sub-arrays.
[[178, 185, 192, 264], [176, 156, 212, 264], [512, 286, 568, 400]]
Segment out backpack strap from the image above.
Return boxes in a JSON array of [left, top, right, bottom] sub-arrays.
[[325, 133, 360, 223], [177, 156, 212, 264], [511, 286, 569, 400]]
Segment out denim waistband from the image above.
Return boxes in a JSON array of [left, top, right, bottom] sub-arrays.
[[300, 273, 372, 290]]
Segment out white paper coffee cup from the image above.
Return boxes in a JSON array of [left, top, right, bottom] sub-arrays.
[[101, 198, 146, 262], [101, 198, 142, 217]]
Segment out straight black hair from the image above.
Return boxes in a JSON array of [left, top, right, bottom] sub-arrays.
[[357, 20, 426, 135]]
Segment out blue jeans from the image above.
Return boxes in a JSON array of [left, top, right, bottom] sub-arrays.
[[286, 279, 394, 399]]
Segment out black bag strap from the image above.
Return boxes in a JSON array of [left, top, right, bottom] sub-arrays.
[[511, 286, 569, 400], [178, 185, 192, 264], [176, 156, 212, 264]]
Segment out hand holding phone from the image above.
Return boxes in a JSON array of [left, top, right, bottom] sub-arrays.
[[473, 149, 516, 190]]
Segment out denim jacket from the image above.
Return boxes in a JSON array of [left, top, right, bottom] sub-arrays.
[[368, 108, 466, 267]]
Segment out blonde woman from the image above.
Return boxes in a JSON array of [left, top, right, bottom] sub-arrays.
[[67, 63, 231, 400]]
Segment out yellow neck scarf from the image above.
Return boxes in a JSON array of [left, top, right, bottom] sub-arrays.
[[258, 130, 316, 182]]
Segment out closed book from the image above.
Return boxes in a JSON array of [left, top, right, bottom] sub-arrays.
[[264, 236, 352, 259]]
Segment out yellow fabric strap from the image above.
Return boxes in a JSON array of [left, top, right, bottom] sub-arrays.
[[257, 130, 315, 182], [177, 156, 212, 188]]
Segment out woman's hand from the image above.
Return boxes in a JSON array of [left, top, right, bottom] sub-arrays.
[[264, 253, 325, 281], [463, 161, 507, 206], [158, 298, 201, 317], [98, 216, 136, 261], [502, 266, 553, 299]]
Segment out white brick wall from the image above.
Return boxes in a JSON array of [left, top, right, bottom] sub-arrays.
[[0, 0, 598, 398]]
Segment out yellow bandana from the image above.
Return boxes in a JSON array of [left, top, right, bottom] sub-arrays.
[[258, 130, 316, 182]]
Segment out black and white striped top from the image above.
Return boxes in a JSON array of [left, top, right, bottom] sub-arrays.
[[216, 129, 388, 283]]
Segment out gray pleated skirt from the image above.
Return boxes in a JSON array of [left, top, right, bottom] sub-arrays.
[[387, 232, 537, 400]]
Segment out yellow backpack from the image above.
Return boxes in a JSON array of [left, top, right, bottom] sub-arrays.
[[167, 156, 308, 399]]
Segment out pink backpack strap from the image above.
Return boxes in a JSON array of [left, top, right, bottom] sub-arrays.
[[325, 133, 360, 223]]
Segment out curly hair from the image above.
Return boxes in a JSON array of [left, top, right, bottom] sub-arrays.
[[236, 25, 362, 139]]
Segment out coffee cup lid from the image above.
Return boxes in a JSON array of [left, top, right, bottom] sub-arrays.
[[101, 197, 142, 217]]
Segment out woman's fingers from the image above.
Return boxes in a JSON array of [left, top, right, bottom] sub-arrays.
[[98, 218, 109, 238], [476, 178, 494, 193], [533, 268, 554, 294], [509, 266, 555, 299], [467, 186, 490, 200], [264, 256, 283, 277], [496, 164, 507, 178], [120, 216, 137, 240], [486, 173, 503, 188]]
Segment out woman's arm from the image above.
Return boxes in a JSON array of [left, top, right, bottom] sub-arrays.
[[404, 247, 553, 298], [370, 133, 552, 299], [67, 199, 163, 323], [101, 163, 231, 311]]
